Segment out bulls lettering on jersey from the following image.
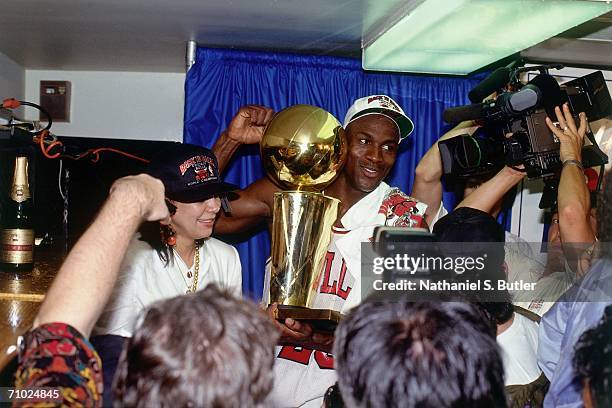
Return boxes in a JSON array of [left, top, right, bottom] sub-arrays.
[[309, 228, 355, 313], [319, 251, 351, 299]]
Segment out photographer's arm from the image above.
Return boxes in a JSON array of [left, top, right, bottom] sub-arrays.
[[412, 120, 478, 225], [33, 175, 169, 337], [546, 105, 595, 244], [455, 166, 524, 213]]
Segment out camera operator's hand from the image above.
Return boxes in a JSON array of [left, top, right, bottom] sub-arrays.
[[545, 103, 587, 163], [545, 103, 595, 248], [109, 174, 170, 224]]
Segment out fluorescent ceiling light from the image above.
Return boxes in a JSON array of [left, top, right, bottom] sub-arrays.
[[362, 0, 611, 75]]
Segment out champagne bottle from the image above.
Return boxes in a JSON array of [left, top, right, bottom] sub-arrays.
[[1, 156, 34, 272]]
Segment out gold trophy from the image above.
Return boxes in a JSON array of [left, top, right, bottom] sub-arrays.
[[261, 105, 346, 332]]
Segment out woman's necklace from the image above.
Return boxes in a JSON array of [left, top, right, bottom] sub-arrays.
[[186, 242, 201, 294]]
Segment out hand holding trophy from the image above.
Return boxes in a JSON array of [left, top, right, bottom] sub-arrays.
[[261, 104, 346, 334]]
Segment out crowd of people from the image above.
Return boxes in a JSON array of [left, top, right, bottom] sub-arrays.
[[11, 94, 612, 408]]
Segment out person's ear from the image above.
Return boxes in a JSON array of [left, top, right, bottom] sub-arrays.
[[165, 199, 177, 215]]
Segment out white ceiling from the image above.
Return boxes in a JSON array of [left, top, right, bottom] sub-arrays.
[[0, 0, 610, 73]]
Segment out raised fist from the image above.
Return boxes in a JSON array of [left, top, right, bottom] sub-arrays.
[[226, 105, 274, 144]]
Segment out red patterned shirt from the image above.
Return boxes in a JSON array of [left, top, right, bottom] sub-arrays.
[[15, 322, 103, 407]]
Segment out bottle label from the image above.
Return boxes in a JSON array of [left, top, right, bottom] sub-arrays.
[[1, 229, 34, 263], [10, 185, 30, 203]]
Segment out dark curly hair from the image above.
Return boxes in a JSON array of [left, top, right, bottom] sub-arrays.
[[574, 305, 612, 408], [596, 170, 612, 242]]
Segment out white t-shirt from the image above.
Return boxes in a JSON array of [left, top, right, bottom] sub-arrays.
[[93, 235, 242, 338], [497, 313, 541, 386]]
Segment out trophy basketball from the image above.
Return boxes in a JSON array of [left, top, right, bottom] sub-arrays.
[[261, 104, 346, 332]]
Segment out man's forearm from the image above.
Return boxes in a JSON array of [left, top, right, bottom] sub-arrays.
[[558, 163, 593, 243], [212, 131, 242, 174], [456, 166, 524, 214], [215, 213, 267, 235], [33, 176, 166, 337], [34, 192, 141, 336]]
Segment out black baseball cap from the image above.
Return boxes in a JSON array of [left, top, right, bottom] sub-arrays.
[[147, 143, 238, 203]]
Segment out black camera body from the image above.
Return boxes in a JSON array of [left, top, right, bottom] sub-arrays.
[[440, 69, 611, 181]]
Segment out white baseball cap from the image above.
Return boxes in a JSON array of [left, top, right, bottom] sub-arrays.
[[343, 95, 414, 142]]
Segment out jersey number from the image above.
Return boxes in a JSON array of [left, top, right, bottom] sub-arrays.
[[277, 346, 334, 369]]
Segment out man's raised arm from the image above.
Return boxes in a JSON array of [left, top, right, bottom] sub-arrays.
[[213, 105, 277, 234], [213, 105, 274, 172], [455, 166, 525, 214], [412, 120, 478, 225]]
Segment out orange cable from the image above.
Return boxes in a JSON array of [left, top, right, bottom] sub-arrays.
[[38, 130, 62, 159], [28, 128, 148, 164], [89, 147, 149, 163]]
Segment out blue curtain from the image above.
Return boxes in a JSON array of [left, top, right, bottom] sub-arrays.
[[184, 47, 487, 299]]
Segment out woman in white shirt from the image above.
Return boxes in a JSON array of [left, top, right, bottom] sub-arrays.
[[94, 143, 242, 338]]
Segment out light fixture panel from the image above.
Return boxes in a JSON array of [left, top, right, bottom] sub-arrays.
[[363, 0, 611, 75]]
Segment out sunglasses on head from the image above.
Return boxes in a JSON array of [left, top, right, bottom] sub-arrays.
[[165, 196, 232, 214]]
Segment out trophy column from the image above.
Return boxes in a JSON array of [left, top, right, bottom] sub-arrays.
[[269, 191, 341, 332]]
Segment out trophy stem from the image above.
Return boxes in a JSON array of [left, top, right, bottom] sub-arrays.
[[268, 191, 339, 308]]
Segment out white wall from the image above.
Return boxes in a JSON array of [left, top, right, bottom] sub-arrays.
[[24, 70, 185, 141], [510, 66, 612, 242], [0, 51, 25, 114]]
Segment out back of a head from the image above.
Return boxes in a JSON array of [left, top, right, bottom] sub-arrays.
[[434, 207, 511, 316], [333, 300, 506, 408], [433, 207, 505, 244], [113, 284, 278, 407], [433, 207, 506, 274]]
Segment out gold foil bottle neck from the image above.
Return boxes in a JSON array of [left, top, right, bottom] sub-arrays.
[[10, 157, 30, 203]]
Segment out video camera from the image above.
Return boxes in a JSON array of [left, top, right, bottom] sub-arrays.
[[439, 65, 610, 181]]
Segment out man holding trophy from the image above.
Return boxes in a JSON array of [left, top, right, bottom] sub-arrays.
[[213, 95, 427, 407]]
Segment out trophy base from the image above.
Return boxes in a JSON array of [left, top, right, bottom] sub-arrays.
[[272, 305, 342, 333]]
